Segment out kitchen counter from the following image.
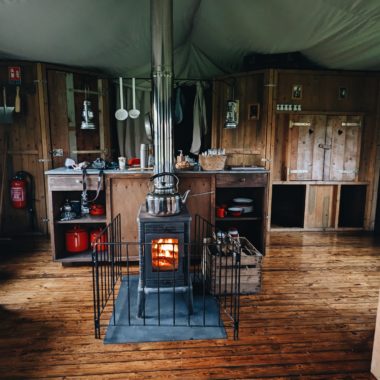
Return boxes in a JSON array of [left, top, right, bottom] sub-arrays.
[[45, 167, 269, 175], [45, 167, 269, 262]]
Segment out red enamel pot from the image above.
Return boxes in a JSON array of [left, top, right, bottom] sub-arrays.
[[90, 227, 108, 251], [65, 226, 89, 253]]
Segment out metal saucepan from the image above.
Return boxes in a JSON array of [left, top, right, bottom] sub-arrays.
[[144, 112, 153, 142]]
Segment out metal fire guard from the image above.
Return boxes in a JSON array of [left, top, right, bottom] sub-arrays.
[[92, 214, 242, 340]]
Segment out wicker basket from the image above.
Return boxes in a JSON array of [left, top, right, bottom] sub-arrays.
[[199, 155, 227, 171]]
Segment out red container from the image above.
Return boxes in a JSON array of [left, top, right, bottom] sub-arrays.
[[65, 226, 89, 253], [89, 203, 105, 216], [90, 227, 108, 251]]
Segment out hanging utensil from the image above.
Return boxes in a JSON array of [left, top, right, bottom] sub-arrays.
[[129, 77, 140, 119], [115, 77, 128, 121], [1, 87, 14, 124], [144, 112, 153, 143], [14, 86, 20, 113]]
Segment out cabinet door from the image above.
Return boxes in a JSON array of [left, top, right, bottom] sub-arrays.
[[324, 115, 362, 181], [110, 177, 149, 259], [304, 185, 337, 229], [287, 115, 326, 180], [178, 175, 213, 242]]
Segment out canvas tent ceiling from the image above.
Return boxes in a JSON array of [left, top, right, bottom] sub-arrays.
[[1, 0, 380, 78]]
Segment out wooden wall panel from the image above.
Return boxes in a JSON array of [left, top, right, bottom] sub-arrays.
[[47, 70, 69, 168], [0, 62, 48, 234], [212, 73, 267, 167], [276, 70, 378, 113]]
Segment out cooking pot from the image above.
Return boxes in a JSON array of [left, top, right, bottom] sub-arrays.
[[65, 226, 89, 253], [146, 172, 190, 216], [90, 227, 108, 251], [89, 203, 105, 216]]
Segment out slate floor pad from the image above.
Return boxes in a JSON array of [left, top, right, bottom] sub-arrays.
[[104, 276, 227, 343]]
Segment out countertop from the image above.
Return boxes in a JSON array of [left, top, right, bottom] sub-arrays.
[[45, 167, 269, 175]]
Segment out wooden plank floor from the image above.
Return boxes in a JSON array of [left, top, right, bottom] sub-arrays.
[[0, 232, 379, 379]]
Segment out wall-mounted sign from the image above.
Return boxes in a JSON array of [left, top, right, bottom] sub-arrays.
[[8, 66, 21, 84], [292, 84, 302, 99]]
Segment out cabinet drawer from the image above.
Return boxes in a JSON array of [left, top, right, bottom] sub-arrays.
[[216, 173, 267, 188], [48, 175, 103, 191]]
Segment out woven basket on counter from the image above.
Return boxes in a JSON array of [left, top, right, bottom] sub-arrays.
[[199, 155, 227, 171]]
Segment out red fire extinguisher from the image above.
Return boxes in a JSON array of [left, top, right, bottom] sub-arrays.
[[10, 172, 27, 209]]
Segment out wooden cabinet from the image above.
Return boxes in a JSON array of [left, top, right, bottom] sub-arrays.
[[47, 173, 107, 262], [271, 182, 367, 230], [215, 172, 268, 255], [46, 171, 267, 263], [287, 114, 362, 181]]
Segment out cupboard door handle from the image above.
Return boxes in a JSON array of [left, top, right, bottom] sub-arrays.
[[75, 179, 83, 184], [239, 178, 246, 183], [341, 122, 361, 127], [289, 121, 311, 128]]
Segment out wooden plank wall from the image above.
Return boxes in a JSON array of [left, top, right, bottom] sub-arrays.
[[0, 62, 48, 235], [47, 70, 69, 168], [212, 72, 268, 167]]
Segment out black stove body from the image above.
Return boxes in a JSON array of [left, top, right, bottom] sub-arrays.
[[136, 205, 193, 318]]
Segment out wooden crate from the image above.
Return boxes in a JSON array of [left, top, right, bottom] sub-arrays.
[[205, 237, 263, 295]]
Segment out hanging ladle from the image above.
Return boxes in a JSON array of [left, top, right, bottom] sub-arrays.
[[129, 77, 140, 119], [115, 77, 128, 121]]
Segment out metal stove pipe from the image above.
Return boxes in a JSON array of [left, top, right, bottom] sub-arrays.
[[151, 0, 174, 191]]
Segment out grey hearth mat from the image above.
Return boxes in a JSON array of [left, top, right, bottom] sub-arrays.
[[104, 276, 227, 343]]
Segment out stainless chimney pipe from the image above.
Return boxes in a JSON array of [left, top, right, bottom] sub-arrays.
[[151, 0, 174, 192]]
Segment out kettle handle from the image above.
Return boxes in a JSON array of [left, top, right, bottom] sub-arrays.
[[149, 172, 179, 188]]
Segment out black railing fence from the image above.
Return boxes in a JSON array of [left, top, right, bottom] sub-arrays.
[[92, 214, 243, 340]]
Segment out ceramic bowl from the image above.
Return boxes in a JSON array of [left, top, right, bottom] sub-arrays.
[[228, 207, 244, 217]]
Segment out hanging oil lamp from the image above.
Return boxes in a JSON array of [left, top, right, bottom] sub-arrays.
[[81, 86, 96, 130], [224, 80, 239, 129]]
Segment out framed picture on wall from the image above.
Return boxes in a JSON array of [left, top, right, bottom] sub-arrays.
[[248, 103, 260, 120], [292, 84, 303, 99]]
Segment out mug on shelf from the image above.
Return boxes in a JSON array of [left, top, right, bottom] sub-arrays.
[[216, 206, 226, 218]]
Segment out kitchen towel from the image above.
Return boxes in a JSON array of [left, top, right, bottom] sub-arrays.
[[190, 82, 208, 155]]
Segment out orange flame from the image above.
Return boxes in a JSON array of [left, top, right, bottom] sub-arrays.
[[152, 238, 179, 271]]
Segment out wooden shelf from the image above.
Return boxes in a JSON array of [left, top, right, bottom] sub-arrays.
[[216, 216, 261, 222], [55, 215, 106, 224], [57, 250, 92, 263], [272, 180, 369, 185]]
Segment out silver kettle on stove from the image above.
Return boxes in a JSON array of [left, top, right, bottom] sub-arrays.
[[146, 172, 190, 216]]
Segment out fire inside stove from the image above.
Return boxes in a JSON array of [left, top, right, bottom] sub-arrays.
[[151, 238, 179, 271]]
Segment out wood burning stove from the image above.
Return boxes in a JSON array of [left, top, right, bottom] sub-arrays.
[[137, 205, 193, 318]]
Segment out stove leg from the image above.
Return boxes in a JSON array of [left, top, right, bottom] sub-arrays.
[[187, 283, 194, 315], [137, 286, 145, 318]]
